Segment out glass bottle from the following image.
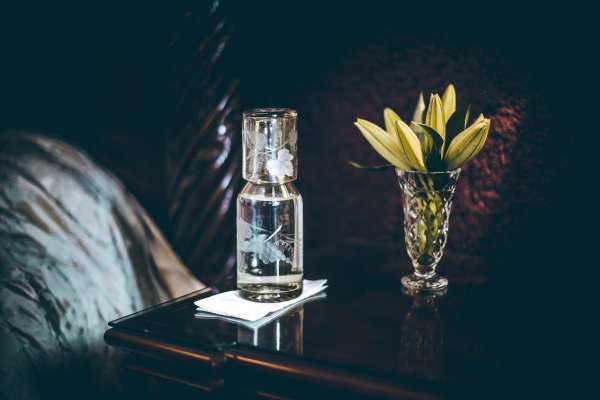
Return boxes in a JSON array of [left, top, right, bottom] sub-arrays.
[[237, 108, 303, 302]]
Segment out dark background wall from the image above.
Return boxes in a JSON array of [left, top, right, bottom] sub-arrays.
[[0, 1, 578, 285]]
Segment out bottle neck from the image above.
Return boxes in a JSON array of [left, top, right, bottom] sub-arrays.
[[245, 176, 296, 185], [240, 181, 300, 199]]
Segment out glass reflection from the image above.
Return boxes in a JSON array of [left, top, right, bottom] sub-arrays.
[[237, 304, 304, 355], [399, 290, 446, 380]]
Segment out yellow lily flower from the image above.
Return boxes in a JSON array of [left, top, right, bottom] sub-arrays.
[[444, 114, 490, 169], [441, 84, 456, 119], [425, 94, 445, 138], [354, 118, 412, 170]]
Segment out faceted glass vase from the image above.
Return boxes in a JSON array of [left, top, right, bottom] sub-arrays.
[[237, 109, 303, 302], [397, 169, 461, 293]]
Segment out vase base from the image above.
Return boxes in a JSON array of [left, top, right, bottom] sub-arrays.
[[401, 273, 448, 292]]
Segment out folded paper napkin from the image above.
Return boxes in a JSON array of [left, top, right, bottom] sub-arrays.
[[195, 291, 327, 330], [194, 279, 327, 322]]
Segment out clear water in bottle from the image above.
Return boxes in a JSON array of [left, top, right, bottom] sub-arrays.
[[237, 182, 303, 302]]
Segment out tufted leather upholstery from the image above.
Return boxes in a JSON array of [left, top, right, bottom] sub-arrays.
[[166, 0, 242, 289]]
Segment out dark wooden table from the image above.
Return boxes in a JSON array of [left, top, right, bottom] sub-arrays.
[[105, 248, 518, 399]]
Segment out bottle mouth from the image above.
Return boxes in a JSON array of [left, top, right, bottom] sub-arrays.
[[243, 108, 297, 119]]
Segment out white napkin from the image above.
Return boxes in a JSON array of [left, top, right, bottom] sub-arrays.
[[194, 279, 327, 322], [195, 291, 327, 330]]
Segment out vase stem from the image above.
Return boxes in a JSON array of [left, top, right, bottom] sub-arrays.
[[414, 269, 436, 280]]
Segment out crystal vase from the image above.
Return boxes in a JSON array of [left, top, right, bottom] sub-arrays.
[[397, 169, 460, 292]]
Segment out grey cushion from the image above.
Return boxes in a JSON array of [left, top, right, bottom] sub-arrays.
[[0, 132, 203, 399]]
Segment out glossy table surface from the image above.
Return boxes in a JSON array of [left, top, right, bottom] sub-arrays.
[[105, 247, 516, 399]]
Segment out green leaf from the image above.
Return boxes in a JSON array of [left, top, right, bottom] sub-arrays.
[[444, 104, 471, 155], [426, 153, 446, 171], [348, 161, 395, 171], [415, 123, 444, 155], [425, 94, 445, 138], [412, 123, 446, 171], [412, 92, 426, 124], [410, 122, 432, 157], [441, 84, 456, 119]]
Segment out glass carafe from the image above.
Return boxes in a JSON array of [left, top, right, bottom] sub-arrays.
[[237, 109, 303, 302]]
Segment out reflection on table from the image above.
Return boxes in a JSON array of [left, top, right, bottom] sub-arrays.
[[399, 291, 446, 381], [237, 304, 304, 355]]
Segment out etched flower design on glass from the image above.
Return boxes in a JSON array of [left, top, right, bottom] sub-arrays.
[[266, 149, 294, 178], [238, 219, 291, 264]]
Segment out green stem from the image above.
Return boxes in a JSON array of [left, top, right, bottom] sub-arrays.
[[413, 175, 444, 264]]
